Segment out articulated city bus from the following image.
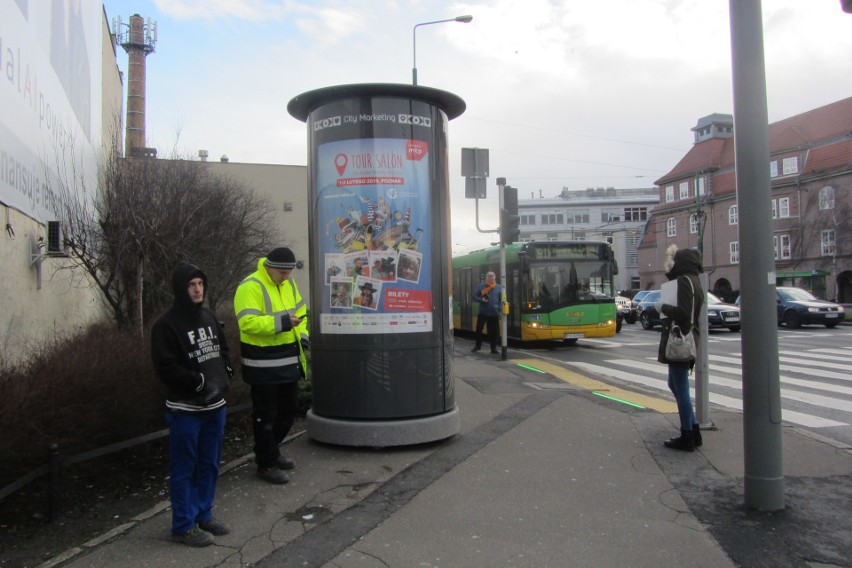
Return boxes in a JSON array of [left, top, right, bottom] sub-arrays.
[[452, 241, 619, 343]]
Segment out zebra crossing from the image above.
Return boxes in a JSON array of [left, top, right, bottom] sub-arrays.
[[568, 347, 852, 429]]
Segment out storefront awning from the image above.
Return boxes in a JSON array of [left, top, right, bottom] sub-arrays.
[[777, 270, 829, 278]]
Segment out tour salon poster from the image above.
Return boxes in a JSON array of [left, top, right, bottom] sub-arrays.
[[316, 137, 433, 334]]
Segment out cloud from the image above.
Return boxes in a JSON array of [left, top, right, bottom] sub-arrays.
[[153, 0, 291, 22]]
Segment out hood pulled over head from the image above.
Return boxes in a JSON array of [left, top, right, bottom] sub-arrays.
[[171, 260, 207, 309], [665, 247, 703, 280]]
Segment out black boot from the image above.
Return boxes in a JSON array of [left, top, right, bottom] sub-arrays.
[[692, 423, 702, 447], [664, 431, 695, 452], [471, 344, 481, 352]]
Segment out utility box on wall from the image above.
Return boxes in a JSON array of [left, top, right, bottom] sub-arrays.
[[288, 83, 466, 447]]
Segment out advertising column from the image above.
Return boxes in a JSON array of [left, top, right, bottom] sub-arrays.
[[288, 84, 465, 446]]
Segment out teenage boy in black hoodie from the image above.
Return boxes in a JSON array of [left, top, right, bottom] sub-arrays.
[[151, 261, 234, 547]]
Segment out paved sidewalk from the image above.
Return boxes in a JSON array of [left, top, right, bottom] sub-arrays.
[[43, 344, 852, 568]]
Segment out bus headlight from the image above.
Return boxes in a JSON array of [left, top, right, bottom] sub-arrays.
[[527, 321, 550, 330]]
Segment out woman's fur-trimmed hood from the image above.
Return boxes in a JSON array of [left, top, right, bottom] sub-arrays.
[[664, 246, 703, 280]]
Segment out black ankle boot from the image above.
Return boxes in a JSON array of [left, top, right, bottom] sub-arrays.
[[664, 431, 695, 452], [692, 423, 702, 447]]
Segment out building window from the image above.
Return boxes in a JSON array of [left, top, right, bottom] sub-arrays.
[[772, 235, 792, 260], [772, 197, 790, 218], [819, 186, 835, 210], [601, 209, 621, 223], [665, 185, 674, 203], [696, 176, 705, 196], [774, 234, 791, 260], [779, 197, 790, 218], [782, 156, 798, 176], [780, 234, 791, 259], [623, 207, 647, 221], [667, 218, 676, 237], [679, 181, 689, 200], [521, 214, 536, 225], [729, 241, 739, 264], [689, 214, 698, 234], [541, 213, 565, 225], [565, 210, 589, 224], [728, 205, 738, 225], [821, 229, 836, 256], [770, 161, 779, 178]]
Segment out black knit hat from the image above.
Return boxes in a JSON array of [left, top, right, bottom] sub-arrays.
[[266, 247, 296, 269]]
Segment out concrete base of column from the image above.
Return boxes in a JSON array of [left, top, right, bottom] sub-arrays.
[[306, 407, 460, 447]]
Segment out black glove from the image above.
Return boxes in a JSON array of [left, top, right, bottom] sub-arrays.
[[300, 338, 310, 351]]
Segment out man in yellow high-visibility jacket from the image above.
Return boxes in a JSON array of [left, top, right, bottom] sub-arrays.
[[234, 247, 308, 485]]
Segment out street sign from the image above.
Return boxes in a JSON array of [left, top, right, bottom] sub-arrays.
[[465, 177, 487, 199], [461, 147, 489, 178]]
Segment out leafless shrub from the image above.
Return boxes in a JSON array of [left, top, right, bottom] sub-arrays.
[[0, 312, 249, 487], [54, 144, 279, 331]]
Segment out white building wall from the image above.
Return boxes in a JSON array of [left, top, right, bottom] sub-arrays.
[[203, 161, 311, 308], [1, 3, 122, 364]]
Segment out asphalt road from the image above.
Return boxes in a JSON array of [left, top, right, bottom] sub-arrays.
[[507, 321, 852, 448]]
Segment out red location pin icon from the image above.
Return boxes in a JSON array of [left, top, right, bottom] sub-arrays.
[[335, 153, 348, 176]]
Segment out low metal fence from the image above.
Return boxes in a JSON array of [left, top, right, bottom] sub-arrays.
[[0, 402, 251, 521]]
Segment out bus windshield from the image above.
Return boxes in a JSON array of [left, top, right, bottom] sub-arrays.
[[525, 260, 615, 310]]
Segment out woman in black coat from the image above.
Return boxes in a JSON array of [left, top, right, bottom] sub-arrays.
[[655, 246, 704, 451]]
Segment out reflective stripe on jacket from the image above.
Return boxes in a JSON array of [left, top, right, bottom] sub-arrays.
[[234, 258, 309, 384]]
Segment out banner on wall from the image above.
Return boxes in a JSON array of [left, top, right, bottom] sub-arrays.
[[317, 137, 433, 335], [0, 0, 102, 222]]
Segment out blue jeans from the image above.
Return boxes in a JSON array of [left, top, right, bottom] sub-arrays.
[[166, 407, 226, 535], [668, 364, 696, 433]]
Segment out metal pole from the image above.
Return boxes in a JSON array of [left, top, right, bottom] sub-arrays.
[[412, 16, 472, 85], [48, 443, 60, 521], [693, 193, 712, 429], [695, 272, 711, 427], [412, 25, 418, 85], [497, 178, 508, 361], [729, 0, 784, 511]]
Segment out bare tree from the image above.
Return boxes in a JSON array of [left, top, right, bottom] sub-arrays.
[[55, 147, 280, 331]]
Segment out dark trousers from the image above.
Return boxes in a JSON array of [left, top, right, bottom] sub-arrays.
[[474, 314, 500, 350], [166, 407, 226, 535], [250, 382, 299, 468]]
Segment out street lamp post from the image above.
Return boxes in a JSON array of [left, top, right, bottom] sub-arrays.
[[412, 15, 473, 85]]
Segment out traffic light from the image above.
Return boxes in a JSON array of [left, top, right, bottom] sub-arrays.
[[500, 185, 520, 245]]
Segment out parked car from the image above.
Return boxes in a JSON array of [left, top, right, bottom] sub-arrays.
[[638, 290, 662, 330], [615, 296, 634, 325], [775, 287, 845, 328], [629, 290, 652, 324], [707, 292, 741, 332]]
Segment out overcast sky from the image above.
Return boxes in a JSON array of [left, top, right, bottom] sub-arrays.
[[101, 0, 852, 253]]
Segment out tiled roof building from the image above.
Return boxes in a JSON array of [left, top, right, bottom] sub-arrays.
[[639, 97, 852, 302]]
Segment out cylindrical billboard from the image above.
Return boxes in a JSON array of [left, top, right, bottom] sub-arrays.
[[288, 84, 465, 446]]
